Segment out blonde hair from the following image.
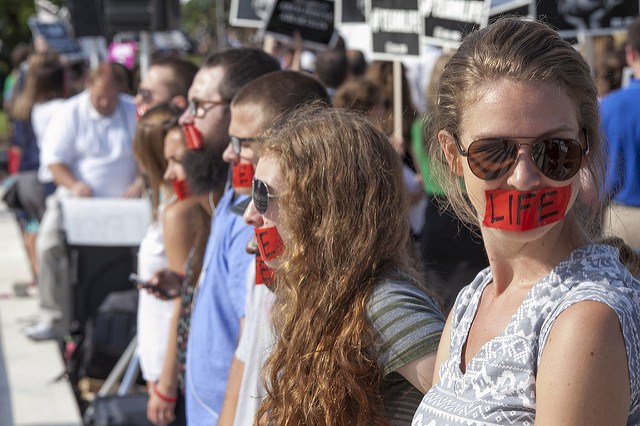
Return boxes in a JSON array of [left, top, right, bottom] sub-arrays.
[[132, 103, 183, 217], [256, 105, 422, 425], [428, 17, 640, 272]]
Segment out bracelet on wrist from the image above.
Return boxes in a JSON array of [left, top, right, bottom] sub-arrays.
[[152, 383, 177, 403]]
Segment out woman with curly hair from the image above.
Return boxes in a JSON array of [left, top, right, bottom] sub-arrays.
[[243, 105, 445, 425]]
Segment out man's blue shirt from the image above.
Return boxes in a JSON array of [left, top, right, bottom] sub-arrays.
[[601, 79, 640, 206], [185, 189, 254, 424]]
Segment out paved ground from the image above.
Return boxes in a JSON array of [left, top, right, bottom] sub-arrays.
[[0, 200, 81, 426]]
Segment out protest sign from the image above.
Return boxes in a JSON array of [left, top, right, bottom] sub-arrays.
[[367, 0, 422, 60], [537, 0, 638, 37], [229, 0, 275, 28], [423, 0, 490, 48], [28, 18, 84, 61], [263, 0, 338, 49]]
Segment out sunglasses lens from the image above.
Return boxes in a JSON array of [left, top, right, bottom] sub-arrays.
[[533, 139, 583, 181], [467, 139, 517, 180], [252, 179, 269, 214]]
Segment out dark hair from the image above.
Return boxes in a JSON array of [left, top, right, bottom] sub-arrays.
[[347, 49, 367, 77], [151, 57, 199, 99], [201, 48, 281, 102], [627, 15, 640, 53], [316, 48, 349, 89], [231, 70, 330, 124], [334, 78, 383, 115]]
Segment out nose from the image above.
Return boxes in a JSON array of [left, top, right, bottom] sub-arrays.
[[243, 200, 264, 227], [178, 107, 193, 126], [506, 146, 542, 190], [163, 164, 175, 182], [222, 143, 240, 164]]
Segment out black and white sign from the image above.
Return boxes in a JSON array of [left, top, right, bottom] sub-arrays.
[[336, 0, 366, 24], [423, 0, 490, 47], [368, 0, 422, 60], [488, 0, 531, 24], [264, 0, 338, 49], [28, 18, 84, 61], [229, 0, 275, 28], [537, 0, 639, 37]]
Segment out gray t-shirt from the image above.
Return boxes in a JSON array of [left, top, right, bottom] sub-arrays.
[[369, 272, 445, 424], [413, 244, 640, 425]]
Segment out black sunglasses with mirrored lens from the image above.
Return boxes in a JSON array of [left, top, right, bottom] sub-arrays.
[[453, 129, 589, 181], [252, 178, 278, 214]]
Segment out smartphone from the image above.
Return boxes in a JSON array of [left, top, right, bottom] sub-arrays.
[[129, 273, 171, 298]]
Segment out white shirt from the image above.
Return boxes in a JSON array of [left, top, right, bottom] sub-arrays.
[[40, 91, 137, 197], [32, 98, 65, 183]]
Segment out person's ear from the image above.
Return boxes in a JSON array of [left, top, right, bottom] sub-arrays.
[[438, 130, 464, 176], [172, 95, 187, 110]]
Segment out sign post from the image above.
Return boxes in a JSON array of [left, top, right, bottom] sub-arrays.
[[366, 0, 422, 143]]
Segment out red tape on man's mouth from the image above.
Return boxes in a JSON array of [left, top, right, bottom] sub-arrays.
[[254, 226, 284, 263], [483, 185, 571, 231], [183, 124, 202, 150], [232, 162, 254, 189]]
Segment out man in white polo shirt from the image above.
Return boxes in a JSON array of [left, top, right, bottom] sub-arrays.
[[27, 62, 138, 340]]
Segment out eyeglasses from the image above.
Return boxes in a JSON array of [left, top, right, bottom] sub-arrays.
[[187, 98, 228, 118], [137, 88, 153, 103], [230, 135, 260, 155], [252, 178, 278, 214], [453, 129, 589, 181]]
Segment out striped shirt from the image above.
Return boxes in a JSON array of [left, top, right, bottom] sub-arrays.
[[368, 272, 445, 424]]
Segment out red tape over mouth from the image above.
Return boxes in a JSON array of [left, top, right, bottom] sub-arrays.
[[483, 185, 571, 231], [232, 162, 254, 189]]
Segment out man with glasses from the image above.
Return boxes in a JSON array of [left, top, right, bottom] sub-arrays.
[[171, 48, 279, 425], [134, 58, 198, 118]]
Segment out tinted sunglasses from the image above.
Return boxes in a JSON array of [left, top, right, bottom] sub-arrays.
[[230, 135, 260, 155], [453, 128, 589, 181], [252, 178, 278, 214]]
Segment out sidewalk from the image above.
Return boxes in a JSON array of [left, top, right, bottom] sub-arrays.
[[0, 201, 81, 425]]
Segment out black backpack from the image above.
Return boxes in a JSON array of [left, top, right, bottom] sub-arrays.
[[68, 289, 138, 383]]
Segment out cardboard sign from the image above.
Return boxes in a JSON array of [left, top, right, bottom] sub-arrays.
[[423, 0, 490, 48], [367, 0, 422, 59], [230, 0, 276, 28], [536, 0, 639, 37], [482, 186, 571, 232], [264, 0, 339, 50]]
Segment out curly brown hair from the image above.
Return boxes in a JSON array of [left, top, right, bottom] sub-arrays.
[[255, 105, 422, 425]]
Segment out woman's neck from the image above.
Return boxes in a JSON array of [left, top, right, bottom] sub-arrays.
[[482, 217, 590, 295]]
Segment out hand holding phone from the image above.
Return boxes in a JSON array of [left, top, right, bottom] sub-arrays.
[[129, 273, 175, 299]]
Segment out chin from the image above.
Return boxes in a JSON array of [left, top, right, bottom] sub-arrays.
[[483, 220, 564, 245], [234, 186, 251, 196]]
